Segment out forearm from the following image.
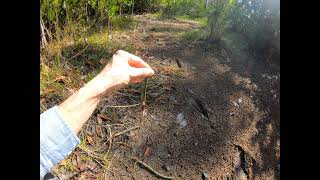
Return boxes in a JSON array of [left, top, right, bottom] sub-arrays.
[[58, 74, 117, 134]]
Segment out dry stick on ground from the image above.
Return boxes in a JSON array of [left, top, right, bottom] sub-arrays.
[[104, 103, 141, 108], [103, 125, 113, 180], [130, 157, 174, 180], [105, 125, 113, 157], [102, 126, 140, 179], [78, 145, 106, 168], [94, 125, 139, 152], [113, 126, 140, 138]]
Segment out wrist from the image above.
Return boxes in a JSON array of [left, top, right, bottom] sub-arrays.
[[84, 73, 123, 98]]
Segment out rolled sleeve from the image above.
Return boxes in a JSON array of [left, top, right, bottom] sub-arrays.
[[40, 106, 80, 179]]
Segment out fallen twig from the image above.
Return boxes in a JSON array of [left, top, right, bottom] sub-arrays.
[[104, 103, 140, 108], [175, 59, 182, 68], [113, 126, 140, 138], [130, 157, 174, 180]]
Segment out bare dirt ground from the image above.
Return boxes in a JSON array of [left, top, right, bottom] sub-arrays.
[[52, 14, 280, 180]]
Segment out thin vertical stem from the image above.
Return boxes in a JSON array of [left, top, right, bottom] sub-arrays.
[[142, 77, 149, 107]]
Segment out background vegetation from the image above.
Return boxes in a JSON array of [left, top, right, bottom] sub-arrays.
[[41, 0, 279, 59]]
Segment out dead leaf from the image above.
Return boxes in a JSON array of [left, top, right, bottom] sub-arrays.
[[96, 125, 104, 138], [163, 85, 174, 91], [76, 154, 86, 171], [135, 50, 140, 55], [97, 115, 103, 124], [86, 135, 94, 145], [97, 114, 110, 121], [143, 146, 151, 159]]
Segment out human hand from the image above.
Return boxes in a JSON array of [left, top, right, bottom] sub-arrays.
[[89, 50, 154, 97], [58, 50, 154, 134]]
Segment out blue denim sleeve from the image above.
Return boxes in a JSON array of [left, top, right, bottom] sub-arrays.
[[40, 106, 80, 179]]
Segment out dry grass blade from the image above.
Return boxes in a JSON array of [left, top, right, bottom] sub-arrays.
[[104, 149, 120, 180], [113, 126, 140, 138], [65, 45, 89, 62], [78, 145, 105, 168]]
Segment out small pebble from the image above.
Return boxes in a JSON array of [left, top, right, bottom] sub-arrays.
[[177, 113, 187, 128]]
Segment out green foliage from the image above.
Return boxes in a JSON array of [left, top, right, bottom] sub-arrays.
[[205, 0, 279, 62], [207, 0, 235, 42], [227, 0, 280, 60], [159, 0, 208, 18], [40, 0, 137, 42], [176, 15, 208, 27], [179, 29, 208, 42], [40, 0, 280, 63], [110, 16, 136, 30]]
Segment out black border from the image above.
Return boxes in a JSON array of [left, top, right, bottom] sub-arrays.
[[0, 1, 39, 178]]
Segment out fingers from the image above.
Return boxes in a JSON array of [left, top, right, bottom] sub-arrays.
[[114, 50, 155, 84], [128, 56, 152, 69], [129, 67, 154, 79], [116, 50, 152, 69], [128, 58, 149, 68]]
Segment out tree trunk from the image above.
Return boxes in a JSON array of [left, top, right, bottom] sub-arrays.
[[131, 0, 135, 15], [40, 18, 48, 48]]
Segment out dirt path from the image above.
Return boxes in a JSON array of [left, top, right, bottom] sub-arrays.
[[52, 15, 279, 180], [95, 15, 281, 180]]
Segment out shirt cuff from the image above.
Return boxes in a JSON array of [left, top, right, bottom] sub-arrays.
[[40, 106, 80, 178]]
